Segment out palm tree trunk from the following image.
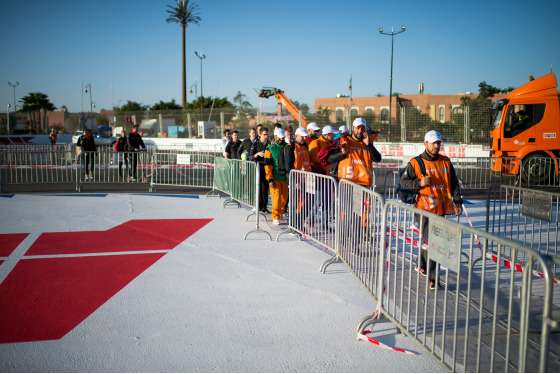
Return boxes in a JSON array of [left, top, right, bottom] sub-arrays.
[[181, 23, 186, 108]]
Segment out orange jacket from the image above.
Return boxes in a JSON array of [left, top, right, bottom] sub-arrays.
[[337, 136, 374, 186], [411, 155, 456, 215], [309, 136, 332, 175]]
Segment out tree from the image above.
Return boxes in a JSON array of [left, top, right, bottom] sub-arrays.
[[120, 100, 148, 111], [20, 92, 56, 133], [166, 0, 201, 108], [477, 81, 502, 100], [151, 99, 182, 110]]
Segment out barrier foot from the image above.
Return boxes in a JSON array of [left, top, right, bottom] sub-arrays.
[[275, 228, 299, 242], [356, 308, 387, 335], [205, 189, 220, 198], [320, 255, 342, 273], [222, 198, 241, 208], [244, 225, 272, 241], [246, 211, 267, 222]]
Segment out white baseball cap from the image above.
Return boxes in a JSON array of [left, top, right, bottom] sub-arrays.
[[274, 128, 285, 138], [307, 122, 320, 131], [322, 125, 338, 135], [294, 127, 308, 137], [424, 130, 442, 143], [339, 125, 349, 133], [352, 118, 367, 127]]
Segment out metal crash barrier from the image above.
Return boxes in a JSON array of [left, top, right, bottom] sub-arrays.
[[486, 184, 560, 281], [149, 150, 219, 192], [76, 150, 153, 191], [361, 201, 559, 372], [212, 157, 270, 240], [0, 147, 76, 191], [519, 156, 560, 188], [323, 179, 385, 284], [277, 170, 338, 251]]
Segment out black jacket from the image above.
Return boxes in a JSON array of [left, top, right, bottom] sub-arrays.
[[127, 132, 145, 151], [77, 135, 97, 152], [399, 150, 463, 205], [225, 139, 243, 159], [249, 139, 269, 168], [238, 138, 256, 159], [115, 136, 127, 152]]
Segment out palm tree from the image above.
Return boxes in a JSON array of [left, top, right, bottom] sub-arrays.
[[166, 0, 201, 109], [20, 92, 56, 133]]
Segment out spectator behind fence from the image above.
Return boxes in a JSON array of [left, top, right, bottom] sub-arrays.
[[225, 130, 243, 159], [399, 129, 463, 290], [250, 127, 270, 213], [239, 129, 257, 161], [327, 118, 381, 188], [284, 126, 294, 147], [126, 124, 146, 182], [115, 130, 129, 178], [309, 125, 337, 175], [284, 127, 313, 225], [221, 129, 231, 157], [264, 128, 288, 225], [77, 129, 97, 180], [49, 129, 57, 147], [306, 122, 320, 146]]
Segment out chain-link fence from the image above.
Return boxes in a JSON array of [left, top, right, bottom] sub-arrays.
[[110, 102, 493, 144]]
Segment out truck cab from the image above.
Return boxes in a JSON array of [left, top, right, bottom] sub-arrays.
[[490, 73, 560, 183]]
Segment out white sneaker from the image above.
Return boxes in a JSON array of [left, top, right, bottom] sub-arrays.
[[272, 219, 280, 225]]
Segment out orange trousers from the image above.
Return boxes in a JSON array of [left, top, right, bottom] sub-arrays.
[[269, 180, 288, 220]]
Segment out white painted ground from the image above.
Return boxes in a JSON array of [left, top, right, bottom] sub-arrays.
[[0, 193, 487, 372]]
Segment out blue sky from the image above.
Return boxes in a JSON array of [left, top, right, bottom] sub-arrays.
[[1, 0, 559, 113]]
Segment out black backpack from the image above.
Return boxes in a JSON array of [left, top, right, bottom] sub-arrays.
[[397, 156, 426, 205]]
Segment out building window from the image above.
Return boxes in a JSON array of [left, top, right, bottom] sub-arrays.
[[439, 106, 445, 123], [364, 107, 375, 122], [350, 107, 359, 118], [380, 107, 389, 124], [335, 108, 344, 122]]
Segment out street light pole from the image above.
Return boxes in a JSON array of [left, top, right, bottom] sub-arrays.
[[194, 51, 206, 119], [8, 82, 19, 134], [84, 83, 93, 129], [379, 26, 406, 141]]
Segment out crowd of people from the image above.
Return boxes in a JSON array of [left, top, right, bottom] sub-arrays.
[[76, 124, 146, 181], [223, 120, 464, 292], [221, 118, 385, 225]]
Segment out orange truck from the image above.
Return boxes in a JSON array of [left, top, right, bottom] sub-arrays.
[[258, 87, 310, 127], [490, 73, 560, 182]]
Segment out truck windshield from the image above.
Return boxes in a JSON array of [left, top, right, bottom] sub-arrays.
[[491, 99, 507, 129]]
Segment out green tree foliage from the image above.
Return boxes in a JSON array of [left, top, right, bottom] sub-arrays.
[[20, 92, 56, 134], [151, 99, 182, 110], [95, 114, 109, 127], [184, 96, 232, 110], [166, 0, 201, 108], [120, 100, 149, 111]]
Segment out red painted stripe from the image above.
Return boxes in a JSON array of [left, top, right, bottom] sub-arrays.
[[0, 233, 29, 257], [26, 219, 212, 256], [0, 253, 165, 343]]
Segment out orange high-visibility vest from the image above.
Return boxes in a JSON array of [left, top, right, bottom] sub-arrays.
[[337, 136, 373, 186], [411, 155, 455, 215], [293, 142, 312, 172]]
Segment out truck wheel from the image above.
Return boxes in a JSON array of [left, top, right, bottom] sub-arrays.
[[522, 154, 551, 185]]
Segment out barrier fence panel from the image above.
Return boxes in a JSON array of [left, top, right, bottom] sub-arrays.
[[486, 184, 560, 281], [76, 150, 153, 191], [451, 156, 519, 190], [0, 148, 77, 190], [278, 170, 338, 250], [149, 151, 217, 192], [330, 179, 385, 291], [519, 156, 560, 188], [212, 157, 270, 240], [367, 201, 558, 372]]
